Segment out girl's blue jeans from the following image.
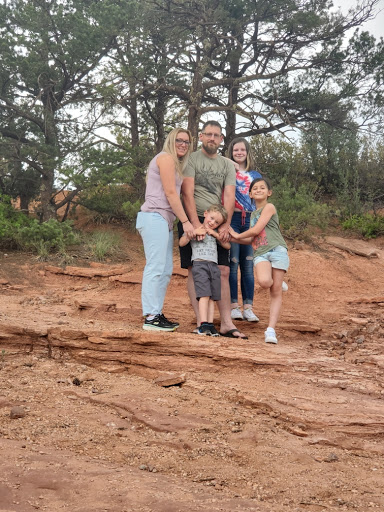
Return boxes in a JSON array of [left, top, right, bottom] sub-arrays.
[[229, 211, 254, 305], [136, 211, 173, 316]]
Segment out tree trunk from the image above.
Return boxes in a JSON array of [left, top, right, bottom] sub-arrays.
[[19, 194, 30, 215], [188, 47, 208, 148], [129, 95, 140, 147], [224, 35, 243, 153], [154, 89, 167, 152], [39, 80, 59, 222]]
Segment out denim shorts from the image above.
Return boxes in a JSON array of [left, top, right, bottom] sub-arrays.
[[253, 245, 290, 271]]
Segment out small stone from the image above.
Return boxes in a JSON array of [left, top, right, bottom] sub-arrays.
[[355, 336, 365, 344], [350, 317, 369, 325], [139, 464, 148, 471], [72, 378, 81, 386], [324, 453, 339, 462], [154, 373, 186, 387], [10, 406, 26, 419]]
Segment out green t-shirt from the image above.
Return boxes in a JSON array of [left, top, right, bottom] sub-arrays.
[[250, 206, 288, 257], [183, 150, 236, 216]]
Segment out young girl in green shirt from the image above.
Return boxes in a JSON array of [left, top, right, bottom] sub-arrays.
[[229, 178, 289, 344]]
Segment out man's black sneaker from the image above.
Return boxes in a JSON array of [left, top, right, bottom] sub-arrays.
[[160, 313, 179, 328], [143, 314, 177, 332]]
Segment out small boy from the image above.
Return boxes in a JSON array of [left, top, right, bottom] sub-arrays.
[[179, 204, 230, 336]]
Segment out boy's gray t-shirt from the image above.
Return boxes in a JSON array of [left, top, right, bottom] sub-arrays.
[[190, 234, 218, 263], [183, 150, 236, 216]]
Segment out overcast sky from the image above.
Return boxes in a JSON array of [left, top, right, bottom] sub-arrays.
[[336, 0, 384, 38]]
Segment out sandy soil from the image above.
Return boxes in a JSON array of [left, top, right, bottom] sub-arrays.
[[0, 229, 384, 512]]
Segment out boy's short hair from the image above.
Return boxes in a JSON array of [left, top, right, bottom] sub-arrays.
[[206, 203, 228, 224]]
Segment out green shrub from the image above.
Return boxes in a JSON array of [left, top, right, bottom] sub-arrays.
[[272, 178, 332, 240], [80, 186, 135, 224], [15, 219, 79, 258], [0, 196, 30, 247], [342, 214, 384, 239], [86, 231, 121, 261], [121, 199, 141, 228]]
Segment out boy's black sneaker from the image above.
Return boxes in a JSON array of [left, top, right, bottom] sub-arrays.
[[143, 314, 177, 332], [197, 323, 212, 336], [208, 323, 219, 337], [160, 313, 179, 328]]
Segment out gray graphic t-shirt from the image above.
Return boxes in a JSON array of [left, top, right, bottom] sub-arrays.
[[183, 150, 236, 216], [191, 234, 218, 263]]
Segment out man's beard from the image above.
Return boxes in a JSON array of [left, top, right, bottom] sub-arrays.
[[202, 141, 219, 155]]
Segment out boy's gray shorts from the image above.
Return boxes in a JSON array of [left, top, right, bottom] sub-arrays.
[[192, 261, 221, 301]]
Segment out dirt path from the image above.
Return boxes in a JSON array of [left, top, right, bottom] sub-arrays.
[[0, 232, 383, 511]]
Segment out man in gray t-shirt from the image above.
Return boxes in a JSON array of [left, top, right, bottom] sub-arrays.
[[179, 120, 248, 339]]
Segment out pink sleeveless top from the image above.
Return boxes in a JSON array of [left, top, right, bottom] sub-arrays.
[[140, 152, 182, 230]]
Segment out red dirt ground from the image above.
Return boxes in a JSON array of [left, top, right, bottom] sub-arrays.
[[0, 229, 383, 512]]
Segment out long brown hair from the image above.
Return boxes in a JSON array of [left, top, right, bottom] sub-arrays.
[[226, 137, 254, 171]]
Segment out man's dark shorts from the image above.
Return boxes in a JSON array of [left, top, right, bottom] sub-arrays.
[[192, 261, 221, 301], [177, 217, 230, 269]]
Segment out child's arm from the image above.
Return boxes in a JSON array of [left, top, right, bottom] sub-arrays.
[[206, 228, 231, 250], [229, 203, 276, 240], [179, 234, 190, 247], [229, 234, 254, 245]]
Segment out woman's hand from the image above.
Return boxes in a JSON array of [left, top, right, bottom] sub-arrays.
[[218, 223, 232, 243], [194, 225, 207, 240], [182, 220, 194, 239]]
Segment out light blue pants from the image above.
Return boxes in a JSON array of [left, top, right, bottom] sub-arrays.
[[136, 211, 174, 316]]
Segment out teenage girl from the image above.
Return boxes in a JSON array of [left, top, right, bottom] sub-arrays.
[[226, 137, 262, 322]]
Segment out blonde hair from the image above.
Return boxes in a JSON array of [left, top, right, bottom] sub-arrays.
[[163, 128, 193, 177], [206, 203, 228, 224]]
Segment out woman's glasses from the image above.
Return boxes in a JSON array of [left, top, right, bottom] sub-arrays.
[[175, 139, 190, 146]]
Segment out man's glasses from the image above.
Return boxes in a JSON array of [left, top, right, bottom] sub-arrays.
[[201, 132, 222, 139], [175, 139, 191, 146]]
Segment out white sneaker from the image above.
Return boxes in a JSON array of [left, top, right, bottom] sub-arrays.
[[265, 328, 278, 344], [243, 309, 259, 322], [282, 281, 288, 292], [231, 307, 243, 320]]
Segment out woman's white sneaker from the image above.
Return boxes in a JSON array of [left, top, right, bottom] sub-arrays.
[[243, 309, 259, 322], [231, 307, 243, 320], [265, 328, 278, 344], [282, 281, 288, 292]]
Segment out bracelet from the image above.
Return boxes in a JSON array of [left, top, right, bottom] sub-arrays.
[[182, 220, 189, 224]]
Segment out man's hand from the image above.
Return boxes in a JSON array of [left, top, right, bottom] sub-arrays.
[[218, 222, 232, 243]]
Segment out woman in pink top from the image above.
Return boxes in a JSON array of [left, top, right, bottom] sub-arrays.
[[136, 128, 194, 331]]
